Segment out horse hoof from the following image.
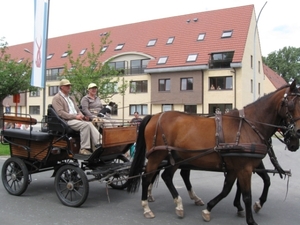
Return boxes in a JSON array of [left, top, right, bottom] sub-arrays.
[[195, 198, 205, 206], [202, 209, 211, 222], [148, 195, 155, 202], [176, 209, 184, 218], [237, 210, 245, 217], [253, 201, 262, 213], [144, 211, 155, 219]]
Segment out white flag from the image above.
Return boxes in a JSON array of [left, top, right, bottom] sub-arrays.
[[31, 0, 49, 88]]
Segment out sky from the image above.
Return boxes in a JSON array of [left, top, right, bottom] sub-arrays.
[[1, 0, 299, 57]]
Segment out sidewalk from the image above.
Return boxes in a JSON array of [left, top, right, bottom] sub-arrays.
[[0, 155, 9, 160]]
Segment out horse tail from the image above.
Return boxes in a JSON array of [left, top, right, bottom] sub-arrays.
[[127, 114, 152, 193]]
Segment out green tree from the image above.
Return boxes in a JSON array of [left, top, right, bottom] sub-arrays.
[[263, 46, 300, 83], [0, 37, 34, 127], [61, 33, 127, 103]]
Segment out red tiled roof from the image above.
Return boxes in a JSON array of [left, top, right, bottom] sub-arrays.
[[263, 64, 287, 88], [6, 5, 254, 70]]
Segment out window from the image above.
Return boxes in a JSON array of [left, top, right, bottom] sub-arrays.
[[29, 106, 40, 115], [258, 83, 261, 95], [221, 30, 233, 38], [166, 37, 174, 44], [258, 60, 261, 73], [251, 79, 253, 93], [162, 104, 173, 112], [251, 55, 253, 68], [100, 32, 108, 36], [147, 39, 157, 46], [47, 54, 54, 60], [46, 68, 64, 81], [209, 51, 234, 68], [49, 86, 59, 96], [130, 105, 148, 115], [209, 104, 232, 114], [115, 44, 124, 50], [209, 76, 232, 90], [130, 59, 150, 74], [108, 61, 125, 74], [181, 78, 193, 91], [104, 82, 118, 93], [5, 106, 11, 113], [61, 51, 68, 58], [197, 33, 205, 41], [159, 79, 170, 91], [79, 48, 87, 55], [17, 58, 24, 63], [157, 56, 168, 64], [184, 105, 197, 114], [17, 106, 22, 115], [101, 46, 108, 52], [187, 54, 197, 62], [29, 89, 40, 97], [130, 80, 148, 93]]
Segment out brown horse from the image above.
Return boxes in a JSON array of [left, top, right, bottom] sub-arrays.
[[127, 81, 300, 225], [146, 132, 298, 217]]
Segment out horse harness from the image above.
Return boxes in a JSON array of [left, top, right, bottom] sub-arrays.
[[146, 88, 300, 174]]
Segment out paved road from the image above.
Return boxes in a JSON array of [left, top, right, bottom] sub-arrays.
[[0, 138, 299, 225]]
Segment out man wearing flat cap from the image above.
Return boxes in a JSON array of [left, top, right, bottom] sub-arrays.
[[52, 79, 101, 155]]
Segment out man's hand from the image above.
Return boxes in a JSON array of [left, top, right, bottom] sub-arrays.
[[75, 114, 84, 120]]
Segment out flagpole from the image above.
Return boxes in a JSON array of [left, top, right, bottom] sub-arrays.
[[43, 0, 50, 117]]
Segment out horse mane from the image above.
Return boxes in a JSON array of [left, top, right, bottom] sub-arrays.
[[244, 83, 291, 108]]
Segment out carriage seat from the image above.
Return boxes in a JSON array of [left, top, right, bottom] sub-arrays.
[[1, 129, 49, 142], [47, 104, 78, 136]]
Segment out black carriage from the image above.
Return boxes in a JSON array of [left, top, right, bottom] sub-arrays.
[[0, 105, 137, 207]]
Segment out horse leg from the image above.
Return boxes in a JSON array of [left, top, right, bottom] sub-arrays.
[[141, 174, 156, 218], [180, 169, 204, 206], [202, 171, 236, 222], [147, 171, 160, 202], [253, 162, 270, 213], [161, 166, 184, 218], [238, 171, 258, 225], [233, 180, 245, 217]]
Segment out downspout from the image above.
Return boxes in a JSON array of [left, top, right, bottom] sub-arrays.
[[233, 68, 236, 108], [201, 70, 204, 114]]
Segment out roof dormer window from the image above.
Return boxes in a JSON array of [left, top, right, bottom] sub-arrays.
[[186, 54, 198, 62], [47, 54, 54, 60], [61, 51, 68, 58], [166, 37, 174, 44], [157, 56, 168, 64], [101, 46, 108, 52], [147, 39, 157, 47], [17, 58, 24, 63], [221, 30, 233, 38], [79, 48, 87, 55], [115, 44, 124, 51], [197, 33, 206, 41]]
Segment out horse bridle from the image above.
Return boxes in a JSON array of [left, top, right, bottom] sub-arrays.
[[280, 90, 300, 139]]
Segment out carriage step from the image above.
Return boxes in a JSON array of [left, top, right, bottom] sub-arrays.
[[73, 154, 91, 160]]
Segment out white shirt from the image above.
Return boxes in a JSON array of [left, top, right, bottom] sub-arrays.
[[59, 91, 77, 115]]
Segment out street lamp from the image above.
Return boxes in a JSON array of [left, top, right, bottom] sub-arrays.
[[253, 1, 267, 101]]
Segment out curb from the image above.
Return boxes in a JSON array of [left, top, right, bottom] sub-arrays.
[[0, 156, 9, 160]]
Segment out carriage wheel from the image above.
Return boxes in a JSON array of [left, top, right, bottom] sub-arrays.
[[54, 164, 89, 207], [108, 155, 130, 190], [1, 157, 29, 196]]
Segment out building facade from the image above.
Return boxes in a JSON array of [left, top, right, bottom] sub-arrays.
[[3, 5, 286, 123]]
